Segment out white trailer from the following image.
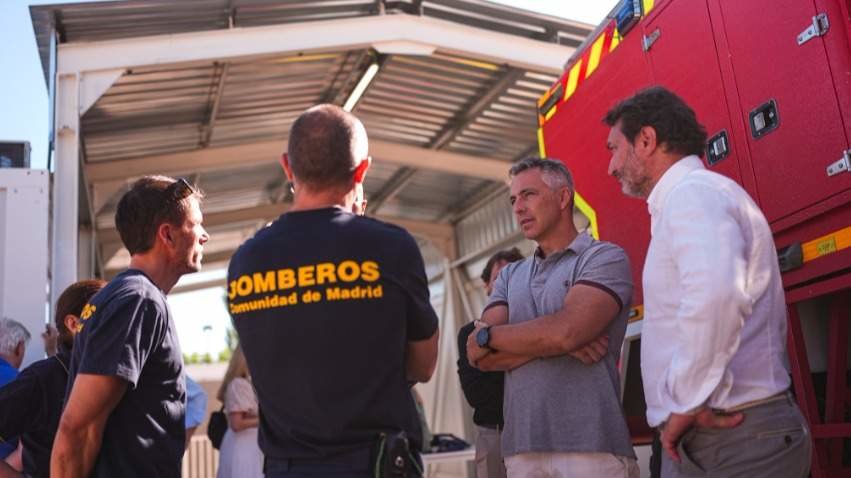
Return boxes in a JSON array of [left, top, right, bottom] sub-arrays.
[[0, 168, 50, 368]]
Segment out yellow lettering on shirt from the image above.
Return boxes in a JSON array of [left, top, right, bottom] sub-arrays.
[[361, 261, 379, 282], [337, 260, 360, 282], [277, 269, 296, 290], [315, 263, 336, 284], [297, 265, 316, 287], [228, 260, 384, 314], [253, 271, 276, 293]]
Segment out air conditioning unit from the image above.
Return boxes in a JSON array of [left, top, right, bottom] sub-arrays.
[[0, 141, 31, 169]]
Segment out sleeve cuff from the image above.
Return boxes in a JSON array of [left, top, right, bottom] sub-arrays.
[[575, 280, 623, 311], [483, 300, 508, 313]]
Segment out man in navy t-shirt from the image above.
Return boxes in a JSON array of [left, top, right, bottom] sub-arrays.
[[228, 104, 439, 477], [51, 176, 210, 478]]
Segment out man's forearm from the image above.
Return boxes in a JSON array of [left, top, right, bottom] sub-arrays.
[[487, 316, 573, 357], [475, 351, 534, 371], [51, 424, 102, 478], [406, 330, 439, 383], [486, 284, 621, 358]]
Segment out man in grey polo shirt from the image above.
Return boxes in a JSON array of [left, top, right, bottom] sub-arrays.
[[467, 157, 637, 477]]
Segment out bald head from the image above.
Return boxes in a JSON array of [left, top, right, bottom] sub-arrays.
[[287, 104, 369, 190]]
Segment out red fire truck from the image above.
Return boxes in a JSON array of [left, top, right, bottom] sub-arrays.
[[537, 0, 851, 475]]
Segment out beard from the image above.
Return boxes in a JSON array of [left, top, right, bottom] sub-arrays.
[[617, 151, 652, 198]]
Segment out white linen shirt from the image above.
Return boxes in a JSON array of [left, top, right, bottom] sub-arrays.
[[641, 155, 790, 427]]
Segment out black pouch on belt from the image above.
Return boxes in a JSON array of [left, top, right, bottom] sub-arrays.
[[373, 431, 423, 478]]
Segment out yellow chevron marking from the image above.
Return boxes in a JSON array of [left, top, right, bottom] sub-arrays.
[[574, 192, 599, 240], [564, 59, 583, 102], [610, 28, 621, 51], [585, 34, 607, 79], [537, 128, 547, 158], [544, 105, 557, 122]]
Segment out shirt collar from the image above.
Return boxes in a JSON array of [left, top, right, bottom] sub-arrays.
[[646, 155, 704, 217], [0, 356, 12, 370], [534, 231, 593, 262]]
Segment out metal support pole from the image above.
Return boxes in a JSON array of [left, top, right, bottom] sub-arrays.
[[51, 73, 80, 310]]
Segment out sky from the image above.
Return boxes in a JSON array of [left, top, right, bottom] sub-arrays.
[[0, 0, 617, 355]]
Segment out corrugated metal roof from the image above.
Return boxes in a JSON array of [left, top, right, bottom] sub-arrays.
[[31, 0, 595, 276]]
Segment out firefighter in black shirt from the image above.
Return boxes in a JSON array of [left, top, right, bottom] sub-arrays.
[[228, 104, 439, 478]]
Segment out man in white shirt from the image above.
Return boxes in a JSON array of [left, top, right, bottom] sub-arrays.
[[604, 86, 811, 477]]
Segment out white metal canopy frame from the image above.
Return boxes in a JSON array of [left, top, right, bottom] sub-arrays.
[[30, 1, 597, 471], [31, 0, 592, 298]]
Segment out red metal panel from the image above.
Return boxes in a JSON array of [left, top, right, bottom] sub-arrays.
[[825, 295, 849, 465], [642, 0, 743, 185], [541, 23, 653, 305], [716, 0, 851, 223], [787, 304, 829, 476], [785, 270, 851, 303], [815, 0, 851, 146]]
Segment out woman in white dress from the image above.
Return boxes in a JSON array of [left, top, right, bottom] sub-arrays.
[[216, 345, 263, 478]]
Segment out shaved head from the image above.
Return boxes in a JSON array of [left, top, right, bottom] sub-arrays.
[[287, 104, 369, 190]]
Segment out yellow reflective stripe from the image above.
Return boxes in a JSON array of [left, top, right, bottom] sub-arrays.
[[563, 59, 583, 102], [537, 128, 547, 158], [802, 226, 851, 262], [574, 191, 599, 239], [544, 104, 557, 121], [585, 34, 607, 79], [610, 28, 621, 51], [643, 0, 655, 14]]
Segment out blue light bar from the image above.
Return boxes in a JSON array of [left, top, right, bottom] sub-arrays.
[[615, 0, 642, 35]]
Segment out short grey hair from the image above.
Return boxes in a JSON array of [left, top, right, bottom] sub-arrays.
[[0, 317, 31, 356], [508, 157, 575, 193]]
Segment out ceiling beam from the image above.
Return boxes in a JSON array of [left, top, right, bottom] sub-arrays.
[[366, 167, 418, 215], [58, 14, 574, 76], [85, 138, 511, 184], [368, 67, 524, 215], [201, 62, 229, 147], [429, 68, 525, 151]]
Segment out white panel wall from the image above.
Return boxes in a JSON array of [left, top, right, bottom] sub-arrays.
[[0, 169, 50, 368]]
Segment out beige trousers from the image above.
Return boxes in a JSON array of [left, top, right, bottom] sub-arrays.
[[475, 426, 506, 478], [505, 451, 639, 478]]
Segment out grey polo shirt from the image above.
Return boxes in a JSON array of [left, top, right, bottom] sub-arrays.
[[486, 232, 635, 459]]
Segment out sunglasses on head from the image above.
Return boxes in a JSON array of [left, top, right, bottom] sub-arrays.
[[165, 177, 195, 200]]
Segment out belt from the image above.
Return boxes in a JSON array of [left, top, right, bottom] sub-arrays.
[[478, 423, 502, 431], [713, 390, 791, 414]]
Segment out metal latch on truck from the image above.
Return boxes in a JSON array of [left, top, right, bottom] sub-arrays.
[[826, 149, 851, 177], [797, 13, 829, 45]]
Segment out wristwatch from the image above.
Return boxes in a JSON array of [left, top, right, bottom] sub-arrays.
[[475, 326, 492, 349]]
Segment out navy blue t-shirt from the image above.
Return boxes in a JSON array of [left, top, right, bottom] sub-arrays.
[[228, 207, 439, 460], [68, 269, 185, 478]]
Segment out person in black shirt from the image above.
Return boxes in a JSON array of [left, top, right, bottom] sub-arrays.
[[0, 279, 105, 478], [228, 104, 439, 478], [457, 248, 523, 478], [51, 176, 210, 478]]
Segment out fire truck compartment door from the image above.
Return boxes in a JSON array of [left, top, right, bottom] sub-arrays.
[[717, 0, 851, 223], [642, 0, 744, 186]]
